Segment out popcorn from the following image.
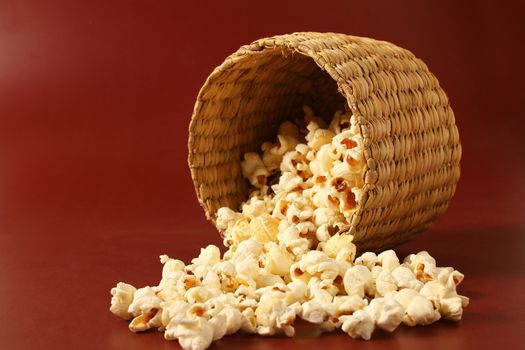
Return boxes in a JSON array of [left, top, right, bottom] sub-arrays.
[[165, 316, 214, 350], [224, 218, 252, 247], [208, 312, 227, 340], [328, 110, 352, 134], [218, 306, 243, 335], [340, 309, 375, 340], [305, 122, 335, 151], [216, 207, 241, 232], [255, 293, 297, 336], [242, 196, 272, 219], [262, 133, 300, 172], [391, 266, 424, 291], [331, 295, 368, 315], [419, 278, 469, 321], [377, 250, 400, 272], [364, 297, 404, 332], [161, 300, 190, 331], [242, 152, 270, 188], [128, 286, 162, 317], [192, 245, 221, 267], [284, 281, 308, 305], [247, 216, 280, 244], [110, 106, 468, 349], [279, 226, 310, 257], [110, 282, 137, 320], [320, 233, 355, 259], [439, 296, 468, 321], [403, 294, 441, 326], [302, 105, 327, 128], [343, 265, 373, 298], [185, 287, 213, 304], [259, 242, 293, 276], [375, 269, 398, 297], [355, 252, 378, 270], [404, 251, 438, 282], [300, 300, 327, 324], [255, 273, 285, 288]]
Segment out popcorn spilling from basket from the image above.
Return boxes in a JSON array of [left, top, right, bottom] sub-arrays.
[[110, 106, 468, 350]]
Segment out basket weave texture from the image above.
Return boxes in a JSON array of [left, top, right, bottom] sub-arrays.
[[188, 32, 461, 252]]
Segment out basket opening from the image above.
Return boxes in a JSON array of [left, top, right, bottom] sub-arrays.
[[191, 46, 348, 219]]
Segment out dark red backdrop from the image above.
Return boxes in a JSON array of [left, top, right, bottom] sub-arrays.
[[0, 1, 524, 349]]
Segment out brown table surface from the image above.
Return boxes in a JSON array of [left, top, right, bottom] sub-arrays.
[[1, 1, 524, 349]]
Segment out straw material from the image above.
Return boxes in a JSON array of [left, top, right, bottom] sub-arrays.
[[188, 32, 461, 252]]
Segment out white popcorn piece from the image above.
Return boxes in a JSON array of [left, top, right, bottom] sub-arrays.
[[280, 150, 311, 179], [259, 242, 293, 276], [255, 294, 297, 336], [262, 133, 300, 172], [241, 196, 272, 219], [331, 295, 368, 316], [419, 280, 469, 321], [233, 258, 259, 280], [375, 269, 398, 297], [298, 251, 329, 274], [364, 297, 404, 332], [223, 217, 252, 248], [208, 312, 228, 341], [284, 281, 308, 305], [240, 307, 258, 334], [392, 288, 420, 308], [110, 282, 137, 320], [242, 152, 270, 188], [404, 251, 438, 282], [160, 255, 185, 272], [328, 110, 352, 134], [436, 267, 455, 285], [377, 250, 400, 272], [219, 306, 243, 335], [161, 300, 191, 328], [279, 226, 310, 257], [307, 280, 335, 305], [320, 232, 356, 260], [175, 274, 201, 293], [247, 216, 280, 244], [128, 286, 162, 317], [201, 270, 221, 290], [391, 266, 424, 291], [300, 300, 327, 324], [439, 296, 467, 321], [165, 316, 214, 350], [192, 245, 221, 267], [302, 105, 327, 129], [185, 287, 213, 304], [271, 171, 305, 194], [215, 207, 242, 232], [235, 237, 263, 258], [340, 309, 375, 340], [403, 294, 441, 326], [255, 273, 285, 288], [344, 265, 373, 298], [355, 252, 378, 270], [309, 144, 337, 175], [305, 122, 335, 151], [255, 283, 288, 300]]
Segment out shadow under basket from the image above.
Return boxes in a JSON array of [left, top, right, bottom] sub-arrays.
[[188, 32, 461, 252]]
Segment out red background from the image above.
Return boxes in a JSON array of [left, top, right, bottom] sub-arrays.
[[1, 1, 524, 349]]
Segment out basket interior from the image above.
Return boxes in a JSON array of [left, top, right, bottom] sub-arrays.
[[190, 47, 348, 219]]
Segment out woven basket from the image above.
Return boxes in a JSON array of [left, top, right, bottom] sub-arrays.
[[188, 32, 461, 252]]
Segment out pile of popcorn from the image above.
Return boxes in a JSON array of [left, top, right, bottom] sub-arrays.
[[110, 107, 468, 350]]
